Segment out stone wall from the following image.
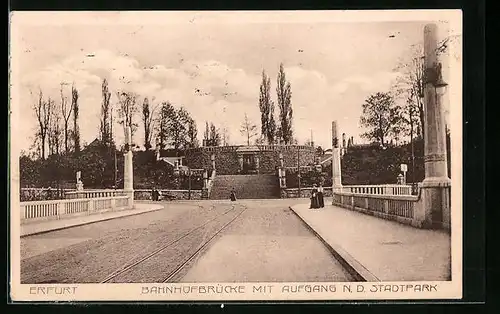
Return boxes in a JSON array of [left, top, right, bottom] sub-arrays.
[[185, 145, 316, 175], [280, 187, 333, 198], [134, 189, 202, 201]]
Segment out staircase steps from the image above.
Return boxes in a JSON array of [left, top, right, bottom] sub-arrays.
[[209, 174, 279, 200]]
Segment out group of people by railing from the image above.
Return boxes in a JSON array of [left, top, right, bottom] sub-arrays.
[[309, 183, 325, 209], [151, 187, 163, 201]]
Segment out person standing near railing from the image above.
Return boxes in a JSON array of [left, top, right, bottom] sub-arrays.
[[151, 187, 157, 201], [318, 183, 325, 208]]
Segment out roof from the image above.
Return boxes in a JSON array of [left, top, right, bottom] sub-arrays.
[[320, 155, 332, 164]]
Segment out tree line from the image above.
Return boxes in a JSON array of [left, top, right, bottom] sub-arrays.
[[29, 78, 215, 161]]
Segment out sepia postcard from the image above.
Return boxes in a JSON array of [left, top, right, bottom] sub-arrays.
[[9, 10, 463, 302]]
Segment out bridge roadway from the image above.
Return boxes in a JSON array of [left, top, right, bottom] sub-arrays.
[[21, 200, 354, 284]]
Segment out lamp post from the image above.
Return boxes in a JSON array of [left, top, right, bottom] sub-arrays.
[[188, 168, 192, 200], [297, 147, 301, 197], [114, 146, 117, 189]]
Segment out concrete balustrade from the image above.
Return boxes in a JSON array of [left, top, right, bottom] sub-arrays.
[[65, 189, 127, 199], [342, 184, 413, 196], [332, 191, 433, 228], [20, 195, 131, 224]]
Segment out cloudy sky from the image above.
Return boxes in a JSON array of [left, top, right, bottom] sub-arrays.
[[11, 11, 460, 153]]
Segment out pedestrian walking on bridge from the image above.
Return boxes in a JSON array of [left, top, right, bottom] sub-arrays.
[[230, 188, 237, 201]]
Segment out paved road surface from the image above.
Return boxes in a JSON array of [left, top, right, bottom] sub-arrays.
[[21, 200, 353, 284], [179, 200, 353, 282]]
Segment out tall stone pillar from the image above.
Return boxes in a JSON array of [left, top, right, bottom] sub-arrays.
[[211, 154, 216, 171], [202, 170, 209, 199], [341, 133, 346, 156], [331, 121, 342, 193], [255, 155, 260, 174], [417, 24, 451, 229], [123, 126, 134, 206]]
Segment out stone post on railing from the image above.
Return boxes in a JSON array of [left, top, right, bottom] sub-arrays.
[[211, 154, 216, 172], [278, 152, 286, 187], [277, 153, 287, 197], [331, 121, 343, 200], [415, 24, 451, 229], [123, 126, 134, 208], [76, 171, 84, 191], [56, 202, 64, 218], [172, 160, 181, 189], [238, 154, 243, 174], [88, 198, 95, 213]]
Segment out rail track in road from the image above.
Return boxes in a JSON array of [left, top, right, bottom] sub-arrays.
[[161, 207, 246, 283], [100, 203, 247, 283]]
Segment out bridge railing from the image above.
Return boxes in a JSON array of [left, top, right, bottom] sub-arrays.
[[64, 189, 128, 199], [332, 189, 429, 228], [20, 195, 132, 224], [342, 184, 414, 195]]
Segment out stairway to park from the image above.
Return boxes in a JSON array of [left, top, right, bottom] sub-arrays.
[[209, 174, 280, 200]]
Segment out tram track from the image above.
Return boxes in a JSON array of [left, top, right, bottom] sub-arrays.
[[100, 204, 246, 283], [161, 206, 246, 283]]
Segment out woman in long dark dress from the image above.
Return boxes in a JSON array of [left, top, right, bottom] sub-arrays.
[[230, 188, 237, 201], [318, 184, 325, 208], [310, 184, 319, 209]]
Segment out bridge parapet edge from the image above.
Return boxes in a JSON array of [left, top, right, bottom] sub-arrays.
[[20, 195, 132, 224]]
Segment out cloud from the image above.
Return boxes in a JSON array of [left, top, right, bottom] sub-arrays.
[[16, 49, 403, 153], [17, 50, 264, 149]]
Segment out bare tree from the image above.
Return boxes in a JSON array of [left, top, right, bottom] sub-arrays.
[[117, 91, 139, 145], [240, 113, 259, 145], [209, 123, 221, 147], [32, 89, 51, 160], [203, 121, 210, 146], [47, 98, 62, 156], [59, 83, 73, 153], [392, 35, 460, 140], [221, 126, 230, 146], [393, 45, 425, 139], [72, 84, 80, 153]]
